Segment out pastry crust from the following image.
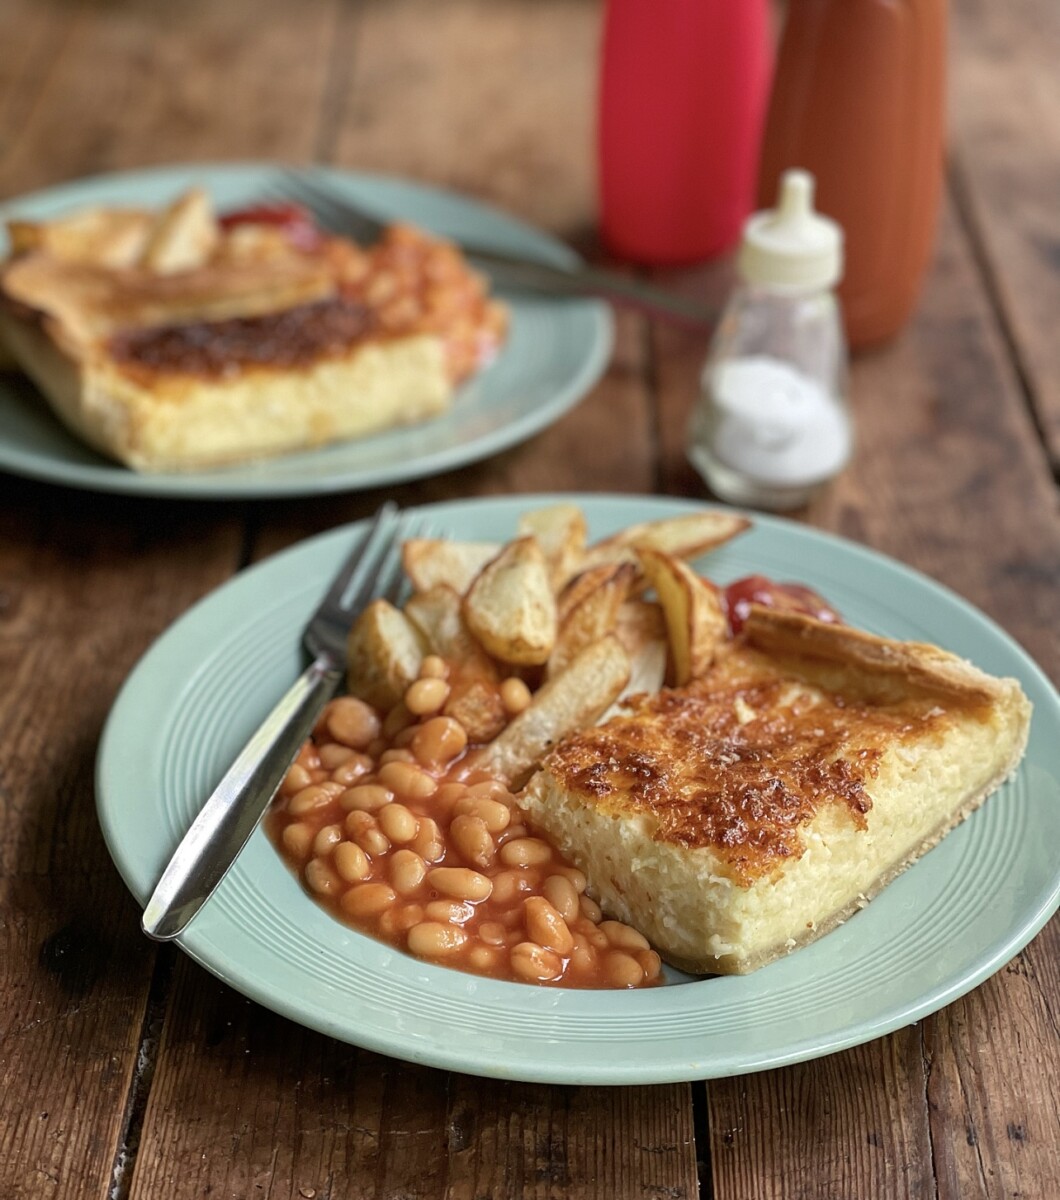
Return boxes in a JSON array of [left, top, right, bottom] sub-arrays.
[[519, 610, 1032, 974]]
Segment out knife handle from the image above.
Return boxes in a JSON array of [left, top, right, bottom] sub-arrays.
[[141, 656, 343, 941]]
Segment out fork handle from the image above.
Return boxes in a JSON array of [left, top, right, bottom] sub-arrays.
[[141, 655, 343, 941], [467, 252, 717, 330]]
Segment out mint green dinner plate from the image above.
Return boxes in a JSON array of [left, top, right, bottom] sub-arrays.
[[96, 496, 1060, 1083], [0, 165, 611, 498]]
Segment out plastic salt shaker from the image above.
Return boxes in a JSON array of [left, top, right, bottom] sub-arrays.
[[688, 169, 852, 510]]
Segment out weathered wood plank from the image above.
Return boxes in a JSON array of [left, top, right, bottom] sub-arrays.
[[328, 0, 600, 239], [950, 0, 1060, 469], [0, 479, 243, 1200], [649, 191, 1060, 1198]]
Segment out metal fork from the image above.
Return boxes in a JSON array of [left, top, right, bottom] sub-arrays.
[[268, 167, 717, 330], [142, 501, 416, 941]]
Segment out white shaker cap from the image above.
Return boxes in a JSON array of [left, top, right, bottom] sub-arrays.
[[737, 169, 843, 289]]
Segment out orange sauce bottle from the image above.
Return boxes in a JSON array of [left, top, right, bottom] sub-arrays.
[[756, 0, 947, 348]]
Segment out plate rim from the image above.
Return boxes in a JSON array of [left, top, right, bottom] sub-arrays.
[[0, 162, 613, 499], [95, 493, 1060, 1083]]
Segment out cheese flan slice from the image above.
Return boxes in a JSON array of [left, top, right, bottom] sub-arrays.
[[519, 607, 1032, 974]]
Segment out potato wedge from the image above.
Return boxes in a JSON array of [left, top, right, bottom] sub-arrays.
[[582, 511, 750, 583], [346, 598, 425, 711], [477, 634, 630, 787], [517, 504, 588, 589], [638, 548, 728, 685], [139, 188, 219, 274], [611, 599, 669, 702], [402, 538, 501, 596], [463, 537, 557, 666], [547, 561, 636, 679]]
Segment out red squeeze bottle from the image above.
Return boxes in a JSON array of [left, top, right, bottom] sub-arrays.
[[597, 0, 773, 265]]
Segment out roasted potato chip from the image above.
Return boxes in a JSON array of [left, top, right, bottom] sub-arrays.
[[346, 598, 426, 711], [402, 538, 501, 595], [517, 503, 588, 589], [477, 634, 630, 786], [582, 511, 750, 582], [463, 537, 557, 666], [404, 584, 498, 679], [610, 599, 669, 704], [638, 548, 728, 685], [547, 561, 636, 679]]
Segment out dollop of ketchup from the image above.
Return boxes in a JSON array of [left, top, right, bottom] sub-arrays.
[[219, 202, 323, 251], [724, 574, 841, 635]]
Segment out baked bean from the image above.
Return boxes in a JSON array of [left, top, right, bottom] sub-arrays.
[[496, 823, 528, 845], [569, 935, 598, 976], [340, 783, 393, 813], [378, 904, 425, 936], [552, 865, 588, 894], [524, 897, 574, 956], [428, 866, 492, 902], [318, 742, 356, 770], [468, 944, 503, 973], [326, 697, 381, 749], [425, 899, 474, 924], [478, 921, 507, 945], [450, 814, 495, 869], [411, 716, 467, 767], [379, 747, 415, 766], [419, 655, 449, 679], [466, 779, 510, 801], [407, 921, 468, 957], [281, 763, 312, 797], [405, 677, 451, 716], [345, 812, 390, 857], [389, 848, 427, 895], [282, 822, 313, 859], [499, 676, 532, 714], [334, 841, 370, 883], [499, 837, 552, 868], [305, 858, 340, 896], [379, 803, 418, 844], [510, 942, 562, 982], [341, 882, 396, 918], [600, 920, 651, 952], [490, 869, 535, 905], [454, 795, 511, 833], [412, 816, 445, 863], [605, 951, 645, 988], [288, 784, 336, 816], [542, 874, 579, 921], [295, 742, 321, 771], [382, 702, 414, 739], [313, 823, 343, 857], [331, 754, 372, 786], [392, 725, 419, 749], [579, 895, 603, 924], [378, 760, 437, 800], [637, 949, 663, 981]]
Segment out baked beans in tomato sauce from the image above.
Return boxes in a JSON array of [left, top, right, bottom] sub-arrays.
[[268, 658, 662, 989]]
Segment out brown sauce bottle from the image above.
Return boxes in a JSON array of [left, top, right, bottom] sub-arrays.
[[756, 0, 947, 348]]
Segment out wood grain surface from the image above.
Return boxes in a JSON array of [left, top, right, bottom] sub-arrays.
[[0, 1, 1057, 1198]]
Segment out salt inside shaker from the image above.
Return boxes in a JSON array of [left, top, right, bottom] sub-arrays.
[[688, 169, 852, 510]]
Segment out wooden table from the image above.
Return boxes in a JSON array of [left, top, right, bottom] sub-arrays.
[[1, 1, 1057, 1196]]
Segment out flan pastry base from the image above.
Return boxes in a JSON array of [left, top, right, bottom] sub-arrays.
[[519, 608, 1032, 975]]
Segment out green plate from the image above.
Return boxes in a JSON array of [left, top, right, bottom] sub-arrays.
[[0, 165, 611, 498], [96, 496, 1060, 1083]]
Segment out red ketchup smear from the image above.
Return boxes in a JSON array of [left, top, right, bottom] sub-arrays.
[[724, 574, 841, 636], [219, 202, 323, 251]]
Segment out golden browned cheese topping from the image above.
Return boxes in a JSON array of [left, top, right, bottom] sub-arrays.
[[107, 296, 376, 379], [546, 651, 950, 886]]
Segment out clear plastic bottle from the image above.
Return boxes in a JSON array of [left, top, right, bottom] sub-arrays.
[[688, 170, 852, 510]]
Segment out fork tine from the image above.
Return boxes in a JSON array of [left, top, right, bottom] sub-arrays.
[[381, 516, 432, 605], [273, 167, 387, 245], [319, 501, 399, 617]]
